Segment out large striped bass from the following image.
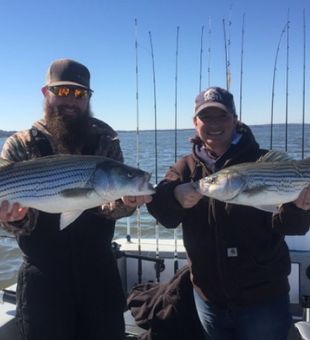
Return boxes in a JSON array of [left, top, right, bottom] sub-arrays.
[[0, 154, 155, 229], [194, 150, 310, 212]]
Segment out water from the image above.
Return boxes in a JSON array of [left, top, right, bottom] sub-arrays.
[[115, 124, 310, 239], [1, 124, 310, 288]]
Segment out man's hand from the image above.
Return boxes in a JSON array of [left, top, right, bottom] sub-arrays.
[[0, 200, 28, 222], [174, 182, 203, 208], [294, 186, 310, 210], [122, 195, 153, 208]]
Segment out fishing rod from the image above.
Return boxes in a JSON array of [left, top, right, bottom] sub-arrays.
[[134, 18, 141, 172], [270, 22, 287, 149], [148, 31, 161, 283], [301, 9, 306, 160], [173, 26, 180, 274], [148, 31, 158, 185], [223, 19, 230, 91], [134, 18, 143, 284], [285, 10, 290, 152], [207, 17, 212, 87], [227, 7, 232, 90], [239, 13, 245, 122], [174, 26, 179, 163], [199, 25, 204, 92]]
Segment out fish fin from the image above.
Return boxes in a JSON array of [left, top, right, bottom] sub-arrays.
[[60, 188, 93, 198], [59, 211, 84, 230], [257, 150, 293, 163], [0, 158, 13, 167], [254, 205, 279, 213]]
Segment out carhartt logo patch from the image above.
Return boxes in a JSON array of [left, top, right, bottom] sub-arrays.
[[227, 247, 238, 257]]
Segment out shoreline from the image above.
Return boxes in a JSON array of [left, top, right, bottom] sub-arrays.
[[1, 123, 310, 138]]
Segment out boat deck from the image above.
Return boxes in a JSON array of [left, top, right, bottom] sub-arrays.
[[0, 302, 305, 340], [1, 238, 309, 340], [0, 300, 306, 340]]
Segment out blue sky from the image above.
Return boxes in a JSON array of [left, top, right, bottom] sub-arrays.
[[0, 0, 309, 131]]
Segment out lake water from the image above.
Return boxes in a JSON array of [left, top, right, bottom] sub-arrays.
[[1, 124, 310, 288]]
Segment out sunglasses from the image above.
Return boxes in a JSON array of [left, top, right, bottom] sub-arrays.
[[47, 86, 92, 99]]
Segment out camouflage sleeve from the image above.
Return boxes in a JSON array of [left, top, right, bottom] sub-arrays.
[[99, 135, 136, 219], [99, 200, 136, 220], [93, 120, 136, 220], [1, 132, 39, 235], [91, 117, 124, 162], [104, 136, 124, 162], [95, 130, 124, 162], [1, 133, 28, 161], [0, 209, 38, 236]]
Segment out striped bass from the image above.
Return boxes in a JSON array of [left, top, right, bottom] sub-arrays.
[[0, 154, 155, 229], [194, 150, 310, 212]]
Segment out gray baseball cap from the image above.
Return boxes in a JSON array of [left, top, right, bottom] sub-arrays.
[[45, 59, 92, 90], [195, 87, 236, 116]]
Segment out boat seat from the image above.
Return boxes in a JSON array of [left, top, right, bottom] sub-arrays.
[[0, 302, 19, 340], [295, 321, 310, 340]]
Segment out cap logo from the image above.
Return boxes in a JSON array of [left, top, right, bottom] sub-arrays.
[[194, 86, 236, 116], [203, 88, 223, 103]]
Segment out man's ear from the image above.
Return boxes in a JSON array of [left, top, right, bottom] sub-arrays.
[[41, 86, 48, 96]]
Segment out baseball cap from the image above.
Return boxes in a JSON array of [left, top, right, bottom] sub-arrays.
[[194, 87, 236, 116], [45, 59, 92, 90]]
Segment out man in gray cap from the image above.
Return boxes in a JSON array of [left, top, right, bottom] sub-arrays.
[[0, 58, 151, 340], [147, 86, 310, 340]]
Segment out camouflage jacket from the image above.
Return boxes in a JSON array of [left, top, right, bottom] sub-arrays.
[[1, 117, 135, 235]]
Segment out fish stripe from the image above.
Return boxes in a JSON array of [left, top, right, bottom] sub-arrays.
[[198, 155, 310, 208], [0, 156, 99, 201]]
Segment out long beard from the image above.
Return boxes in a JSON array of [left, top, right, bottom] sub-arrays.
[[45, 102, 93, 154]]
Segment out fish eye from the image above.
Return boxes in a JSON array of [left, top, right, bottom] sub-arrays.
[[127, 171, 134, 178], [206, 177, 217, 184]]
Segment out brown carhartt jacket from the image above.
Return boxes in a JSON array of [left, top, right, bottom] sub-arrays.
[[147, 123, 310, 306]]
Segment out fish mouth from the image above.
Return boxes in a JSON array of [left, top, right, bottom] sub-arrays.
[[138, 172, 155, 194]]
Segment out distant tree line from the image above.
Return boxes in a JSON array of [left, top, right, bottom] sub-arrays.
[[0, 130, 15, 137]]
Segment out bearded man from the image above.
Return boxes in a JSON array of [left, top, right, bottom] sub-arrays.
[[0, 59, 152, 340]]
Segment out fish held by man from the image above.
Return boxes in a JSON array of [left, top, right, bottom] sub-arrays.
[[193, 150, 310, 212], [0, 154, 155, 229]]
